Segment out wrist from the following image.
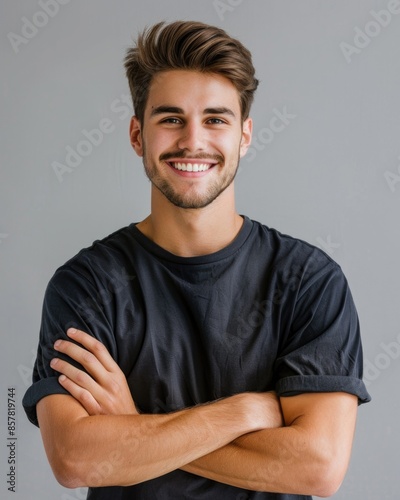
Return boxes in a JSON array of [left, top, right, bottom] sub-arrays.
[[238, 392, 283, 432]]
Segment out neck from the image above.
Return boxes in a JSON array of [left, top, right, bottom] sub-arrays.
[[136, 184, 243, 257]]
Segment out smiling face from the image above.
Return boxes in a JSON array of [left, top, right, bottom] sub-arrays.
[[130, 70, 252, 210]]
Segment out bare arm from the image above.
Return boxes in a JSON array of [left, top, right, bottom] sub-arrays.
[[45, 329, 358, 496], [37, 329, 280, 488], [182, 391, 358, 497]]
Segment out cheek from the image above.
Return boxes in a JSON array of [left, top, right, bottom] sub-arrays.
[[209, 131, 240, 152], [221, 133, 242, 158], [145, 130, 179, 155]]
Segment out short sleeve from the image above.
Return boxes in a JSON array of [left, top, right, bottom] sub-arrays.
[[274, 262, 371, 404], [22, 265, 116, 426]]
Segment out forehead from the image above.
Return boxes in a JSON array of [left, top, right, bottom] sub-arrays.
[[145, 70, 241, 115]]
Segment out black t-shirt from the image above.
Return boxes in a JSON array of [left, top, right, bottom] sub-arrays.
[[23, 216, 370, 499]]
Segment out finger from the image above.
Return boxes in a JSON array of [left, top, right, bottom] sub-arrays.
[[58, 374, 102, 415], [54, 337, 114, 386], [53, 340, 107, 385], [50, 356, 101, 396], [67, 328, 118, 372]]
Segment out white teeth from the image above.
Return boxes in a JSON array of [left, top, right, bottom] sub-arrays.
[[171, 162, 212, 172]]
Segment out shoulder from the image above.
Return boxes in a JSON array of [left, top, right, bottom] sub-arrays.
[[48, 224, 138, 292], [248, 218, 340, 279]]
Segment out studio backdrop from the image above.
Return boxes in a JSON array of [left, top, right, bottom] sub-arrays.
[[1, 1, 399, 498]]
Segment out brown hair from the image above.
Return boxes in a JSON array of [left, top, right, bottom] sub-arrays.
[[124, 21, 258, 123]]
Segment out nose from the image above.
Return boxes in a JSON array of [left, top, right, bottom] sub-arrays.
[[177, 121, 206, 152]]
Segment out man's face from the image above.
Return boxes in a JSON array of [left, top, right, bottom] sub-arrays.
[[130, 70, 252, 209]]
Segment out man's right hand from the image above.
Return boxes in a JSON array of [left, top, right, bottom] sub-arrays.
[[51, 328, 283, 431], [245, 391, 283, 431], [51, 328, 138, 416]]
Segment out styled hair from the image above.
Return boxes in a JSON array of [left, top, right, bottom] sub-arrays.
[[124, 21, 258, 123]]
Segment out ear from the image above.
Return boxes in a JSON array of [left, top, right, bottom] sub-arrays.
[[239, 117, 253, 158], [129, 116, 143, 157]]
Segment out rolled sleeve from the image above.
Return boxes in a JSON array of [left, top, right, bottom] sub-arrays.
[[274, 263, 371, 404]]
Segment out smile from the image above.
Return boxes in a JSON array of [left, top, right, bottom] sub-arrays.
[[168, 162, 214, 172]]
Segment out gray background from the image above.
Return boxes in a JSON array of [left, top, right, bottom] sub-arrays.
[[1, 0, 399, 498]]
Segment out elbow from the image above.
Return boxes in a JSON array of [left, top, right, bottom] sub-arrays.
[[49, 443, 133, 489], [310, 472, 343, 498], [55, 472, 83, 490], [44, 435, 88, 488], [311, 477, 342, 498], [50, 451, 86, 489], [307, 449, 348, 497], [43, 429, 107, 488]]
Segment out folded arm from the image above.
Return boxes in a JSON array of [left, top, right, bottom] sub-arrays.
[[37, 329, 281, 488], [39, 329, 358, 496], [182, 391, 358, 497]]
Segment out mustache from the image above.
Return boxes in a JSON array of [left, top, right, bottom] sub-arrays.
[[159, 151, 224, 163]]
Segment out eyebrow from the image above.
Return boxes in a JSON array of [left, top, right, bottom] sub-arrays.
[[204, 107, 236, 118], [150, 106, 183, 116], [150, 105, 236, 118]]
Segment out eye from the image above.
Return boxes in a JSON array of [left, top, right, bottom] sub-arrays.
[[206, 117, 226, 125], [161, 117, 182, 124]]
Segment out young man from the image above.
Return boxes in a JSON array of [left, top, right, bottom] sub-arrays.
[[23, 21, 370, 499]]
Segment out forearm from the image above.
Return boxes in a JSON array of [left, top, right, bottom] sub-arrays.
[[182, 393, 358, 497], [43, 331, 283, 488], [182, 426, 324, 495], [38, 392, 267, 488]]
